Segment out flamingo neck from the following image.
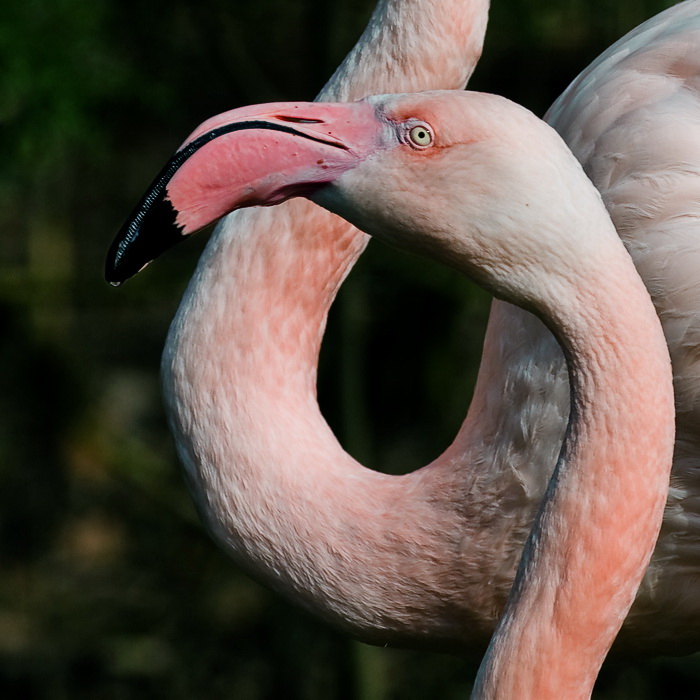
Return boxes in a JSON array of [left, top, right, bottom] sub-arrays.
[[159, 0, 497, 651], [320, 0, 489, 101], [472, 235, 674, 697], [161, 203, 500, 650]]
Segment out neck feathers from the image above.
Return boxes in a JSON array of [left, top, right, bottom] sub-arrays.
[[473, 243, 674, 698], [320, 0, 489, 101]]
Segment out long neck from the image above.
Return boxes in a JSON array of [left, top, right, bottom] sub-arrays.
[[320, 0, 489, 101], [472, 231, 674, 696], [162, 0, 497, 651], [163, 204, 499, 649]]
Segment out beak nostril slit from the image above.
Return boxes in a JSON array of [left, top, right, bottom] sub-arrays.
[[275, 116, 325, 124]]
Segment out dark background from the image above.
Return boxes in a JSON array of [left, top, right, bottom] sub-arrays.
[[2, 0, 699, 697]]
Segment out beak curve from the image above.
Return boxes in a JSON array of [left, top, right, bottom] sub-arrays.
[[106, 100, 383, 285]]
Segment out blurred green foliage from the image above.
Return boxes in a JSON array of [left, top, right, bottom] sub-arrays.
[[2, 0, 699, 697]]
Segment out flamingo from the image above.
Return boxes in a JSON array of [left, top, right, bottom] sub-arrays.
[[105, 89, 674, 696], [108, 0, 700, 663]]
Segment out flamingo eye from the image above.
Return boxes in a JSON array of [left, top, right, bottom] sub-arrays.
[[407, 124, 434, 148]]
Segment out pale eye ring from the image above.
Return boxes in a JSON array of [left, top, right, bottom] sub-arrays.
[[407, 123, 434, 148]]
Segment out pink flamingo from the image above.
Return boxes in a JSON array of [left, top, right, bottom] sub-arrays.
[[108, 0, 700, 664], [106, 89, 674, 696]]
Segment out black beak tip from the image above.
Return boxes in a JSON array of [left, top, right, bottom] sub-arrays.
[[104, 223, 147, 286], [104, 251, 132, 286], [105, 195, 188, 287], [106, 119, 281, 287]]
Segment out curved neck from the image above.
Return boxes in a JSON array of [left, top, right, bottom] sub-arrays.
[[162, 204, 496, 649], [320, 0, 489, 101], [160, 0, 496, 651], [472, 235, 674, 696]]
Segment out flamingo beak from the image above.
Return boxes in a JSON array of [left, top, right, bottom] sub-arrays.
[[106, 100, 385, 285]]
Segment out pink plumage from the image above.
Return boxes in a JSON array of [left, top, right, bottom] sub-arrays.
[[110, 84, 674, 696], [106, 0, 700, 696]]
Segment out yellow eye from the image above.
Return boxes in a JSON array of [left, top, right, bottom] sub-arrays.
[[408, 124, 433, 147]]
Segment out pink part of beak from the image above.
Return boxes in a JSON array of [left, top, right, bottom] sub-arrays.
[[171, 100, 385, 233], [106, 100, 386, 285]]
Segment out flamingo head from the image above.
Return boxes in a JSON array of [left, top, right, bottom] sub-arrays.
[[106, 91, 607, 313]]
